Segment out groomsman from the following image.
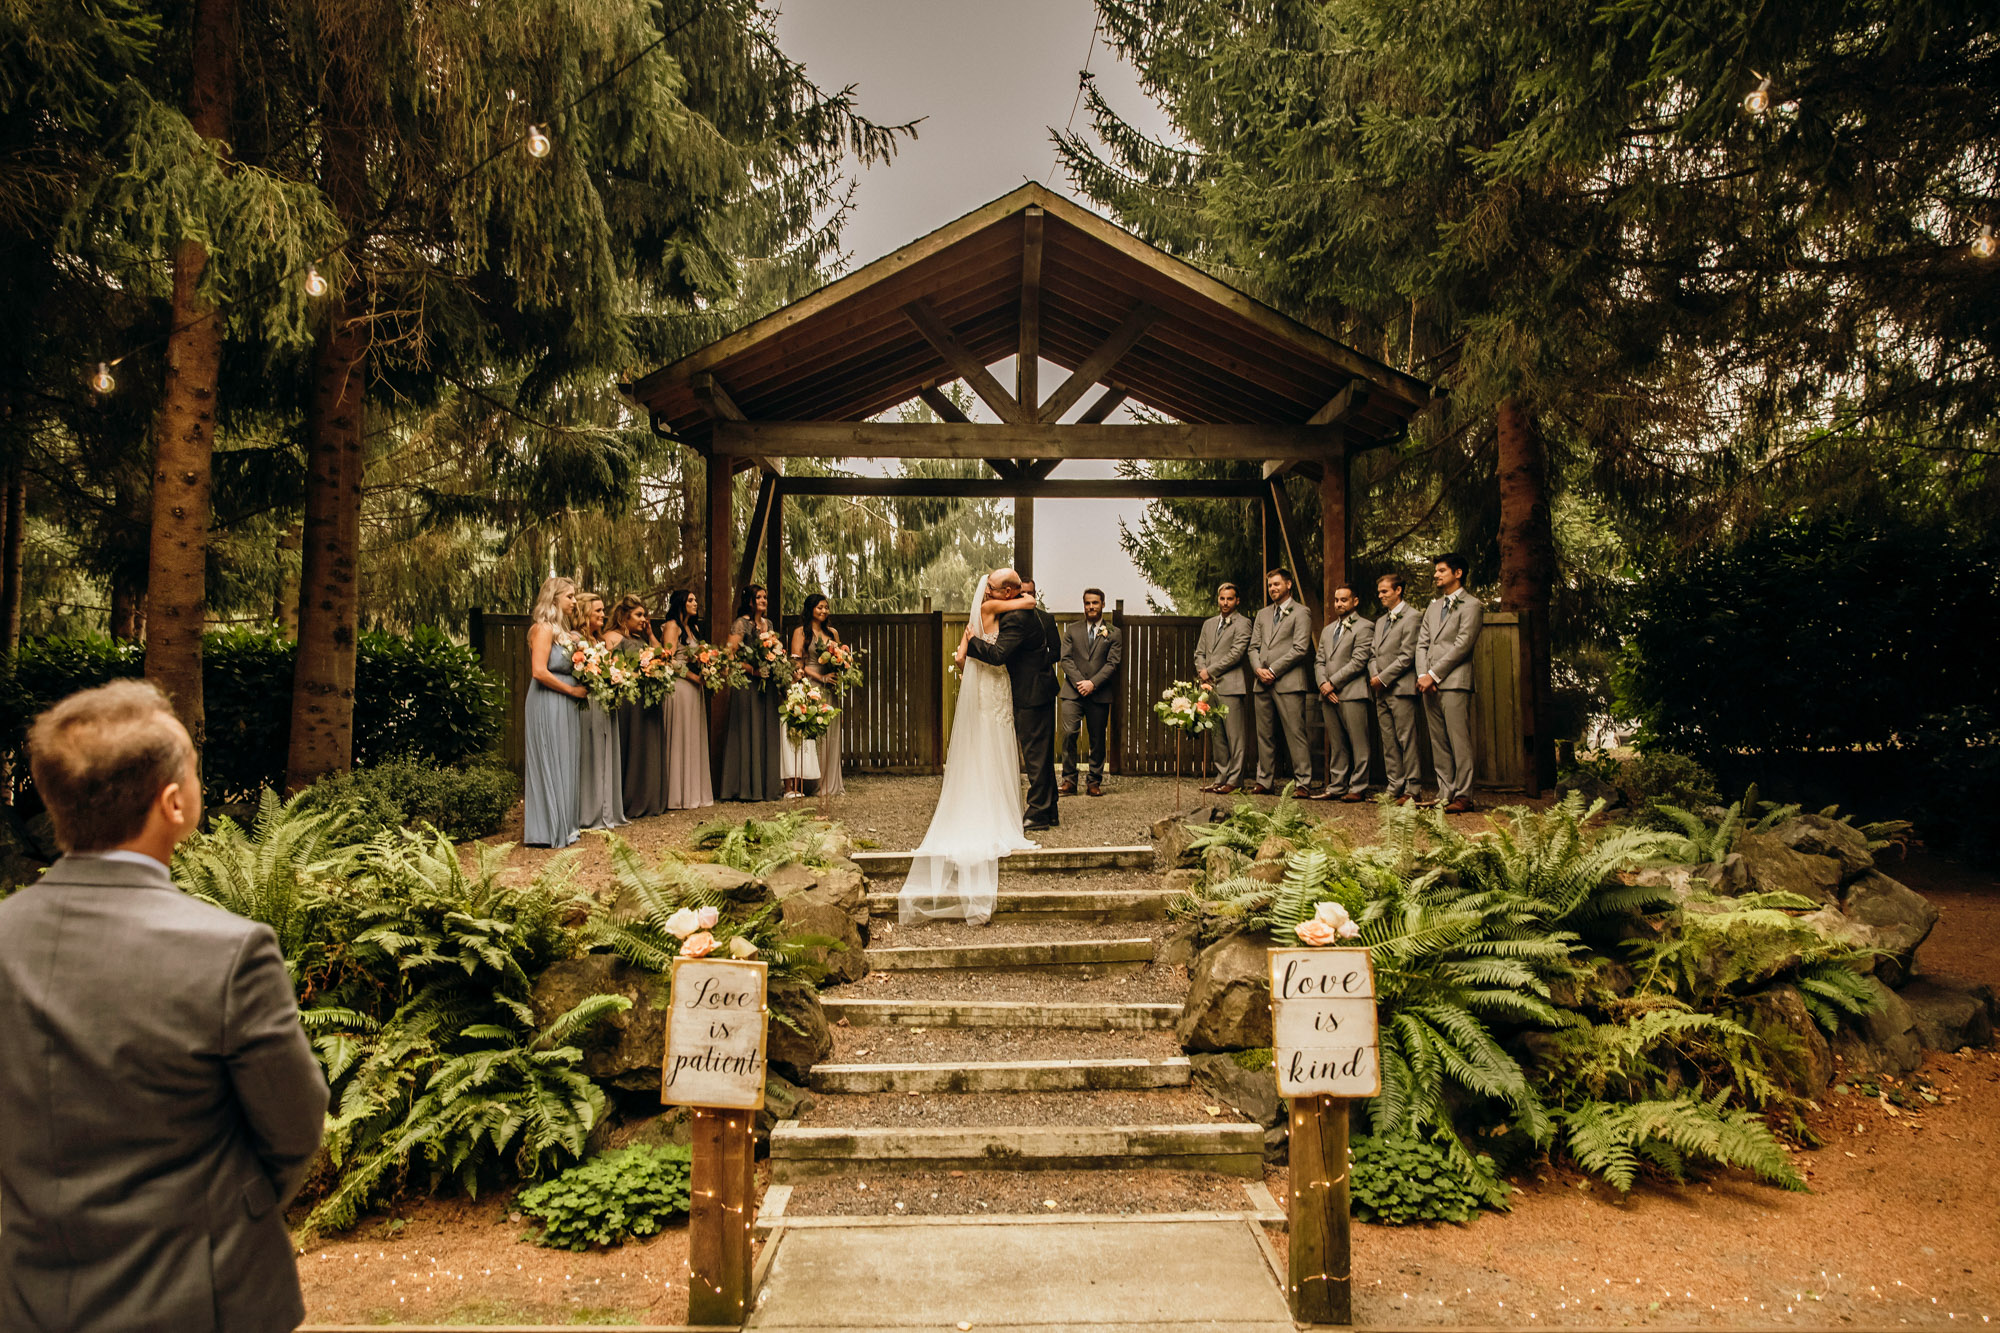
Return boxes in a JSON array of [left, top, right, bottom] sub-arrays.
[[1416, 552, 1484, 813], [1194, 582, 1252, 793], [1247, 567, 1315, 795], [1058, 588, 1123, 796], [1314, 584, 1375, 801], [1368, 572, 1422, 802]]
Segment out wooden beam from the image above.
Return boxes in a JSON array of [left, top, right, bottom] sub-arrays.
[[1307, 380, 1370, 427], [1019, 459, 1061, 482], [1268, 476, 1313, 623], [917, 381, 1018, 480], [1263, 458, 1300, 481], [737, 472, 777, 593], [777, 476, 1269, 499], [705, 455, 733, 786], [766, 481, 784, 621], [1320, 442, 1349, 619], [1017, 206, 1043, 410], [1038, 303, 1158, 423], [1076, 386, 1128, 425], [712, 420, 1339, 461], [902, 297, 1029, 424], [693, 371, 746, 421], [1014, 496, 1034, 579]]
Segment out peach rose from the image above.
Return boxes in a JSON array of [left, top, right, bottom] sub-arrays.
[[1314, 901, 1362, 940], [680, 931, 716, 958], [1295, 917, 1340, 946]]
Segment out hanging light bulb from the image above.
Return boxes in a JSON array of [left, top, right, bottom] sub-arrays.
[[1973, 224, 1997, 260], [304, 264, 329, 297], [1743, 75, 1772, 115], [91, 362, 115, 394], [525, 124, 552, 159]]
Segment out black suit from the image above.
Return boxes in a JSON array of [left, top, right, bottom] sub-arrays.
[[966, 607, 1060, 825]]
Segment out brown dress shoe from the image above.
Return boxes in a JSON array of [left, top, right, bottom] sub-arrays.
[[1087, 781, 1103, 797], [1340, 791, 1368, 803], [1308, 788, 1341, 801], [1057, 778, 1077, 795], [1444, 798, 1474, 814], [1245, 785, 1271, 796], [1210, 784, 1236, 796]]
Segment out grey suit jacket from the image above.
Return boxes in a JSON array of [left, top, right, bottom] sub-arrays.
[[1193, 612, 1252, 697], [1416, 591, 1485, 690], [1369, 603, 1421, 697], [0, 854, 329, 1333], [1058, 618, 1123, 701], [1316, 613, 1376, 703], [1248, 601, 1314, 693]]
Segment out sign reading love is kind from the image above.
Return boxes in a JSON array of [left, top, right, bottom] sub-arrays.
[[662, 958, 768, 1111], [1269, 947, 1380, 1099]]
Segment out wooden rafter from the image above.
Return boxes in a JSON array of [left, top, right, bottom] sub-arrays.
[[1017, 206, 1043, 410], [1038, 303, 1158, 423], [917, 380, 1016, 479], [1076, 386, 1128, 425], [901, 297, 1028, 424], [1307, 380, 1370, 427], [777, 476, 1268, 499], [713, 420, 1338, 461], [737, 471, 777, 592], [695, 372, 778, 474]]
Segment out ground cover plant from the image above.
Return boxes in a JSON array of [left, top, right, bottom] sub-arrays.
[[516, 1144, 695, 1251]]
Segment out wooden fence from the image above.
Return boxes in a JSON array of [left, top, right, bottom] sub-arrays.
[[474, 606, 1532, 793]]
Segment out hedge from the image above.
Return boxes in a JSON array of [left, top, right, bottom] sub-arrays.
[[1, 628, 505, 801]]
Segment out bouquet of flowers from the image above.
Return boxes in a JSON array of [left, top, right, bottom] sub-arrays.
[[570, 637, 641, 712], [631, 642, 685, 708], [817, 640, 866, 694], [681, 640, 747, 693], [735, 628, 796, 689], [1153, 679, 1227, 734], [779, 680, 840, 742]]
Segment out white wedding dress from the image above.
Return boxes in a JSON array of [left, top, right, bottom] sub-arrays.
[[898, 576, 1036, 924]]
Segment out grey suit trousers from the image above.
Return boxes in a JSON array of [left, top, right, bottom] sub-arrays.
[[1376, 692, 1421, 795], [1322, 697, 1375, 794], [1425, 688, 1478, 802], [1253, 690, 1312, 789], [1211, 696, 1249, 786]]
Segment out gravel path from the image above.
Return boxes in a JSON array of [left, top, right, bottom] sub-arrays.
[[798, 1087, 1238, 1130], [837, 963, 1186, 1004], [829, 1025, 1184, 1065], [869, 915, 1172, 950], [780, 1169, 1264, 1219]]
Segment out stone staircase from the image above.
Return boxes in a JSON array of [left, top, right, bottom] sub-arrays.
[[764, 847, 1270, 1200]]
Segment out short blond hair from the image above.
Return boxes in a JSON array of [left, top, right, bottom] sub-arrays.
[[27, 680, 195, 853]]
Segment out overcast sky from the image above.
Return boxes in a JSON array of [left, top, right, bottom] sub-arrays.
[[771, 0, 1181, 613]]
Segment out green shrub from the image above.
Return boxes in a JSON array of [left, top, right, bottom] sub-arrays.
[[516, 1144, 694, 1250], [690, 812, 842, 875], [1350, 1133, 1502, 1225], [302, 757, 519, 841]]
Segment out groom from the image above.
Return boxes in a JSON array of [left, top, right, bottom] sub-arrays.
[[963, 567, 1061, 830]]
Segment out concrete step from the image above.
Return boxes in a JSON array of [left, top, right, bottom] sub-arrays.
[[809, 1055, 1192, 1095], [865, 886, 1168, 921], [822, 998, 1181, 1030], [865, 937, 1154, 975], [768, 1120, 1265, 1181], [853, 844, 1154, 877]]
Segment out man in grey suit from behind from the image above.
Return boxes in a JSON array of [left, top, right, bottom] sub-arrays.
[[0, 681, 329, 1333], [1314, 583, 1376, 801], [1368, 571, 1423, 801], [1416, 551, 1485, 813], [1193, 582, 1252, 793], [1247, 567, 1316, 794]]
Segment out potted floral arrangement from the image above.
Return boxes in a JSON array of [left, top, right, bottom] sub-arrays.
[[779, 680, 840, 742], [1153, 678, 1228, 807]]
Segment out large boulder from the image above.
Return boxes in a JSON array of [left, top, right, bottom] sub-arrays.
[[1831, 977, 1924, 1078], [685, 861, 774, 914], [1151, 815, 1207, 873], [1176, 932, 1272, 1052], [1769, 814, 1875, 883], [529, 954, 668, 1093], [772, 859, 870, 986], [767, 977, 834, 1084], [1190, 1052, 1283, 1128], [1693, 853, 1751, 896], [1839, 871, 1939, 988], [1741, 983, 1834, 1092], [755, 1072, 815, 1140], [1898, 977, 1995, 1053], [1161, 868, 1203, 898], [1732, 831, 1842, 905]]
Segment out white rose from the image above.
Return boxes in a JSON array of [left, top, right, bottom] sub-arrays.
[[664, 907, 703, 939]]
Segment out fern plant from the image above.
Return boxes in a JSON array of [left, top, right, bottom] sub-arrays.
[[690, 812, 840, 875], [1557, 1094, 1804, 1193]]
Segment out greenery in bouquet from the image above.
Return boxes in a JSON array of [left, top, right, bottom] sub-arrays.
[[1154, 679, 1227, 734], [817, 639, 866, 694], [735, 628, 796, 690], [631, 641, 685, 708], [567, 637, 640, 712], [780, 680, 840, 742], [682, 641, 747, 692]]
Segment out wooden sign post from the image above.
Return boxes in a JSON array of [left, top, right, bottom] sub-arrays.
[[663, 956, 769, 1327], [1270, 946, 1379, 1326]]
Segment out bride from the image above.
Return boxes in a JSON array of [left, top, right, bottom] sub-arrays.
[[898, 571, 1042, 925]]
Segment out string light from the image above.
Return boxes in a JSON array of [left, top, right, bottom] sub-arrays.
[[304, 265, 329, 297], [1972, 224, 1997, 260], [525, 124, 552, 159], [91, 362, 116, 394], [1743, 74, 1772, 115]]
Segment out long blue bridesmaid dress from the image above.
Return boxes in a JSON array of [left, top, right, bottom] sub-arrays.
[[523, 639, 583, 847]]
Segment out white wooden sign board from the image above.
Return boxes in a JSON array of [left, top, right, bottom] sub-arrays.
[[662, 957, 769, 1111], [1269, 947, 1381, 1098]]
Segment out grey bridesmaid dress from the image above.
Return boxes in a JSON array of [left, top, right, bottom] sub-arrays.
[[719, 614, 782, 802], [577, 643, 627, 831], [663, 669, 714, 811], [616, 638, 669, 818], [806, 628, 844, 797], [523, 639, 582, 847]]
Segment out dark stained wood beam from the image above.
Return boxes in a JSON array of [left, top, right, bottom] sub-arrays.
[[737, 471, 777, 593], [1307, 380, 1370, 427], [1038, 303, 1158, 423], [901, 297, 1029, 424], [1076, 386, 1128, 425], [712, 420, 1336, 461], [1017, 206, 1044, 410], [1019, 459, 1061, 482], [775, 476, 1268, 499], [917, 380, 1017, 479], [1267, 476, 1314, 624], [695, 373, 779, 473]]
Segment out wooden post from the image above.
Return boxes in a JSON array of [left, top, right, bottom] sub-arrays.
[[706, 457, 733, 783], [685, 1109, 757, 1324], [928, 608, 946, 772], [1109, 598, 1125, 776], [1014, 495, 1034, 578], [1287, 1095, 1353, 1325], [1320, 444, 1348, 619], [766, 481, 784, 621]]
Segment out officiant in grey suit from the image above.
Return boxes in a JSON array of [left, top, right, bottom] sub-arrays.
[[1194, 582, 1253, 793], [1058, 588, 1122, 797], [1314, 583, 1375, 801], [1247, 567, 1315, 794], [1417, 552, 1485, 813], [0, 681, 328, 1333], [1369, 571, 1423, 801]]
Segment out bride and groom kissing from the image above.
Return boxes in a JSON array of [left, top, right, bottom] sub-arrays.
[[897, 567, 1060, 925]]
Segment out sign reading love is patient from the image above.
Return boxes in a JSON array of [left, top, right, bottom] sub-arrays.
[[662, 957, 768, 1111], [1269, 947, 1380, 1099]]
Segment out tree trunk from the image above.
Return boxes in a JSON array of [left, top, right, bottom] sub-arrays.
[[0, 459, 23, 654], [285, 118, 367, 792], [1496, 396, 1558, 792], [679, 451, 703, 590], [110, 575, 144, 642], [140, 0, 235, 747], [274, 524, 301, 636]]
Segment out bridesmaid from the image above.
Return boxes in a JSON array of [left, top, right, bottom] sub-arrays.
[[658, 589, 714, 810], [523, 577, 586, 847], [607, 594, 667, 819], [791, 592, 844, 798], [571, 592, 627, 831], [719, 583, 782, 802]]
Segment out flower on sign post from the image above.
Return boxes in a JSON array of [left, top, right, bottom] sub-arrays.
[[1294, 901, 1363, 946]]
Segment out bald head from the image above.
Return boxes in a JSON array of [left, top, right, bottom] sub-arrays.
[[991, 567, 1021, 594]]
